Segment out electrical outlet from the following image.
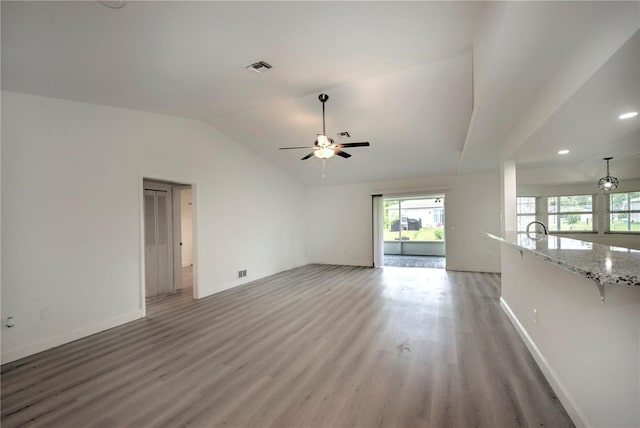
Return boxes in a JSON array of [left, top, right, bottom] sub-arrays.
[[238, 270, 243, 279], [533, 308, 538, 324], [242, 269, 247, 277]]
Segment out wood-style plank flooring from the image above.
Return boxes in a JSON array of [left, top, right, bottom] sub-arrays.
[[1, 265, 573, 427]]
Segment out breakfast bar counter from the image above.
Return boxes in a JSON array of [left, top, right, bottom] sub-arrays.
[[490, 231, 640, 428], [487, 232, 640, 289]]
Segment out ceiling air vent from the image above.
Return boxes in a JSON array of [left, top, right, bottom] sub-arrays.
[[245, 60, 272, 74]]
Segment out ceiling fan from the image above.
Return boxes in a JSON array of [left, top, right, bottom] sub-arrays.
[[279, 94, 370, 161]]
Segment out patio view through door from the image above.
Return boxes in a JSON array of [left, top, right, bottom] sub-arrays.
[[381, 195, 446, 268]]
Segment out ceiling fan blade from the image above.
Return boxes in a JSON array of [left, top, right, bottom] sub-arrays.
[[337, 142, 370, 148], [301, 152, 315, 160], [279, 146, 315, 150], [335, 150, 352, 158]]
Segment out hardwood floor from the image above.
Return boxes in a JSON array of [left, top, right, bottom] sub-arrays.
[[1, 265, 573, 427]]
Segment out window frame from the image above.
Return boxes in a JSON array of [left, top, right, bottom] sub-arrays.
[[606, 191, 640, 234], [546, 194, 596, 234], [516, 196, 537, 234]]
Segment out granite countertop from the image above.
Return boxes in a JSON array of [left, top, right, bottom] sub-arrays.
[[487, 232, 640, 287]]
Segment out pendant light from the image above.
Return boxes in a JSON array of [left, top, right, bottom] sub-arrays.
[[597, 157, 618, 192]]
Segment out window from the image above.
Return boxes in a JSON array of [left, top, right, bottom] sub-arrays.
[[608, 191, 640, 233], [516, 197, 537, 233], [383, 197, 445, 241], [547, 195, 594, 232]]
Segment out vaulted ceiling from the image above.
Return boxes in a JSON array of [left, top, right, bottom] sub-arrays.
[[2, 1, 639, 186]]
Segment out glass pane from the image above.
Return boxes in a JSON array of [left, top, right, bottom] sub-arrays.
[[548, 214, 593, 231], [609, 213, 640, 232], [610, 192, 640, 212], [396, 198, 445, 241], [558, 195, 592, 212], [517, 197, 536, 214], [517, 215, 536, 232], [548, 195, 593, 213], [383, 199, 401, 241]]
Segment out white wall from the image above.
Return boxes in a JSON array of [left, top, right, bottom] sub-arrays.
[[1, 91, 309, 363], [306, 172, 501, 272], [501, 244, 640, 428], [180, 188, 193, 267]]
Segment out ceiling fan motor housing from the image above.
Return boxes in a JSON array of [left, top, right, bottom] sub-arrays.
[[278, 93, 370, 163]]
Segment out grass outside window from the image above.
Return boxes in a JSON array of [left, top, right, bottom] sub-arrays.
[[384, 226, 444, 241]]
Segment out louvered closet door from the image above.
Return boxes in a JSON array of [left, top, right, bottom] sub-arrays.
[[144, 189, 173, 297]]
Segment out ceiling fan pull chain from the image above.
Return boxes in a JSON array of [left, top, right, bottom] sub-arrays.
[[322, 158, 327, 178]]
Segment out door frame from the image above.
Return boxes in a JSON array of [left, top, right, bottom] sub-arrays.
[[139, 175, 198, 317], [172, 185, 192, 291], [372, 190, 449, 268]]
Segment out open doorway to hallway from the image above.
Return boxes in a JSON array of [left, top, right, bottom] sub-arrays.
[[143, 179, 195, 305], [381, 195, 445, 268], [179, 188, 194, 290]]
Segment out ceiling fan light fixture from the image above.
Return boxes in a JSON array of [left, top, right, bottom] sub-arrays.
[[317, 134, 330, 147], [278, 93, 370, 174], [314, 147, 335, 159], [597, 157, 619, 192]]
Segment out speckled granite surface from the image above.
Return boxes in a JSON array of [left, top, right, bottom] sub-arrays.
[[487, 232, 640, 287]]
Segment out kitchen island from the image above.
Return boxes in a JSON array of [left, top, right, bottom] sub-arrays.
[[489, 232, 639, 428]]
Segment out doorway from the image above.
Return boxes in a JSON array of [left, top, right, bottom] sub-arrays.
[[143, 179, 194, 302], [373, 194, 446, 268]]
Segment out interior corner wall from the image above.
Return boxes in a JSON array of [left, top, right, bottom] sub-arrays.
[[501, 160, 517, 234], [305, 172, 501, 273], [0, 91, 309, 363]]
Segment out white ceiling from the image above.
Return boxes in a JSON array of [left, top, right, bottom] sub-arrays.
[[513, 28, 640, 180], [2, 1, 639, 186]]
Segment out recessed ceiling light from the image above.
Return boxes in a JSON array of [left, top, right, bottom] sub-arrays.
[[558, 149, 570, 155], [618, 111, 638, 119]]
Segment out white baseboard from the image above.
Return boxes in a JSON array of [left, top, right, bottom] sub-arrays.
[[499, 298, 587, 428], [310, 260, 373, 267], [197, 261, 373, 299], [1, 310, 144, 364], [196, 262, 312, 299], [445, 264, 500, 273]]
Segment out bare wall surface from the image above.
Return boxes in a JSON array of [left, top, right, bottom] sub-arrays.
[[1, 91, 309, 363], [305, 173, 501, 273]]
